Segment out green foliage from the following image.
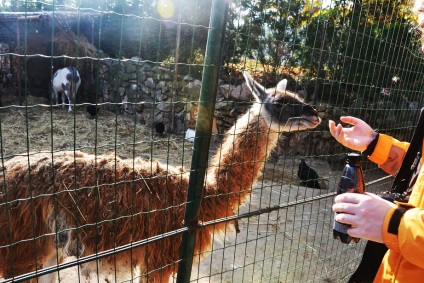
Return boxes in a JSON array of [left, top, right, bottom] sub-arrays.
[[222, 0, 424, 110], [300, 0, 424, 106], [224, 0, 305, 76]]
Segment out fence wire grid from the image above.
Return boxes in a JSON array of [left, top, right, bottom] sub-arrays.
[[0, 0, 422, 282]]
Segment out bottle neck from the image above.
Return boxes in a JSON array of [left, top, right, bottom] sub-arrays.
[[346, 161, 361, 167]]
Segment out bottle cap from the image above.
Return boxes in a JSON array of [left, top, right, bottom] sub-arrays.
[[346, 153, 361, 165]]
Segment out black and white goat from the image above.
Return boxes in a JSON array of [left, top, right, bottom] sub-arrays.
[[52, 67, 81, 112]]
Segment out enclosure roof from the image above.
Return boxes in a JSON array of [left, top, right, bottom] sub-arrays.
[[0, 11, 100, 23]]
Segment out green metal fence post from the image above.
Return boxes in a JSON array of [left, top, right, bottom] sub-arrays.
[[176, 0, 229, 282]]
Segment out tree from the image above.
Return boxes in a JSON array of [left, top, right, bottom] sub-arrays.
[[300, 0, 423, 103], [237, 0, 305, 71]]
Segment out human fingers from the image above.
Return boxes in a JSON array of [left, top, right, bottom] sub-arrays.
[[339, 116, 363, 126], [332, 202, 356, 215], [334, 211, 357, 225], [334, 124, 344, 140], [339, 214, 384, 243], [334, 192, 364, 204], [328, 120, 341, 139], [334, 193, 396, 218], [328, 120, 336, 135], [364, 192, 381, 199], [364, 192, 398, 207], [329, 120, 360, 150]]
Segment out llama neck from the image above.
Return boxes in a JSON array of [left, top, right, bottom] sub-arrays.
[[204, 107, 280, 215]]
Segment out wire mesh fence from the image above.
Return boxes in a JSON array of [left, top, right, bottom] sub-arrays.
[[0, 0, 422, 282]]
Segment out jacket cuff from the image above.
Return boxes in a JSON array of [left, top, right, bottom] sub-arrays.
[[362, 133, 379, 156], [382, 206, 401, 252], [368, 134, 393, 165], [382, 202, 414, 252]]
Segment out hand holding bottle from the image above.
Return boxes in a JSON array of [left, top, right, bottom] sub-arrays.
[[333, 192, 397, 243]]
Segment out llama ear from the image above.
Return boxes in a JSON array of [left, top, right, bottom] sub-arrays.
[[243, 71, 267, 103], [276, 79, 287, 91]]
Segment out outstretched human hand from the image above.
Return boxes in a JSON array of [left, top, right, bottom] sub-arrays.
[[328, 116, 377, 152], [333, 192, 397, 243]]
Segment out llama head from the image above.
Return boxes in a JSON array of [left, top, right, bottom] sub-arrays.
[[243, 71, 321, 132]]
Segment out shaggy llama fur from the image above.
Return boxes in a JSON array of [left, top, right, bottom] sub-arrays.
[[0, 72, 321, 282]]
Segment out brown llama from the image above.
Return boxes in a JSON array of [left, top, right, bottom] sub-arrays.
[[0, 71, 321, 282]]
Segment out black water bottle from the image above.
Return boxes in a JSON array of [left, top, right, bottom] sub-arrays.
[[333, 153, 365, 244]]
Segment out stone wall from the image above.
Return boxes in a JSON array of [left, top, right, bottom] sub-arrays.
[[99, 58, 257, 135], [98, 58, 416, 162]]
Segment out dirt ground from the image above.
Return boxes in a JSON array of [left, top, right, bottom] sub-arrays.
[[0, 98, 392, 283], [186, 158, 391, 283]]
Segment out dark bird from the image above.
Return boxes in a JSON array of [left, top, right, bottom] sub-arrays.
[[297, 159, 321, 189], [155, 122, 165, 135], [86, 105, 99, 117]]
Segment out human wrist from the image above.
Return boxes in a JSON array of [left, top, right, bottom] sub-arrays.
[[362, 131, 379, 156]]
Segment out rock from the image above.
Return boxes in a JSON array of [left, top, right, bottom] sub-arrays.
[[155, 80, 166, 90], [157, 101, 172, 112], [151, 66, 169, 74], [174, 101, 186, 114], [130, 56, 142, 62], [183, 74, 194, 81], [138, 63, 151, 72], [136, 71, 147, 82], [218, 84, 234, 99], [161, 86, 170, 94], [153, 90, 163, 102], [230, 83, 252, 101], [118, 69, 137, 81], [184, 79, 202, 98], [118, 87, 125, 97], [124, 63, 137, 74], [103, 58, 119, 67], [144, 77, 155, 88], [215, 99, 233, 111], [126, 84, 138, 99], [160, 73, 172, 80], [142, 96, 156, 109], [140, 85, 151, 95]]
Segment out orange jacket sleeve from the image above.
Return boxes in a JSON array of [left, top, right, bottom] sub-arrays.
[[382, 205, 424, 269], [369, 133, 424, 269], [368, 133, 410, 176]]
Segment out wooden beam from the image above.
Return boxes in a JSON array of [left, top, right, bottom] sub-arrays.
[[16, 19, 21, 105], [17, 15, 46, 21]]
